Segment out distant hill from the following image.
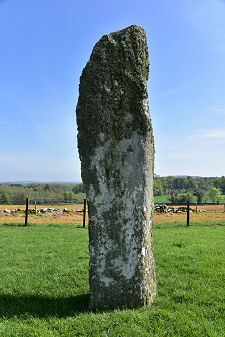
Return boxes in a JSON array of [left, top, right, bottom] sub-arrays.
[[0, 181, 82, 185], [156, 175, 207, 178], [173, 176, 201, 178]]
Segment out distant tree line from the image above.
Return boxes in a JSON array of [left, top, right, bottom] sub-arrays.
[[153, 176, 225, 204], [0, 183, 85, 205], [0, 176, 225, 205]]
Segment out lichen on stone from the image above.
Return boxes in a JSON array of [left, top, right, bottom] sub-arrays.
[[76, 25, 156, 309]]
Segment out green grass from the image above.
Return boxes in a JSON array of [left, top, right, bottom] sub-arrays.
[[0, 222, 224, 336], [154, 194, 170, 203], [154, 193, 225, 204], [153, 193, 192, 203], [154, 193, 192, 203]]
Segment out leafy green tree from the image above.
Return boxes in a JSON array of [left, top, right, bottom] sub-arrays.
[[0, 191, 10, 204], [153, 179, 163, 196], [186, 176, 198, 191], [177, 192, 194, 203], [64, 191, 69, 202], [68, 191, 74, 202], [207, 187, 222, 204], [44, 184, 50, 191], [186, 192, 194, 202], [169, 190, 178, 203], [72, 183, 84, 194], [220, 176, 225, 194], [166, 176, 174, 192], [193, 189, 205, 203], [12, 190, 26, 204]]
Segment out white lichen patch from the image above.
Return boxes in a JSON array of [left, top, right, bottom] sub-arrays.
[[99, 132, 105, 142], [142, 98, 150, 116], [88, 130, 152, 287], [124, 112, 133, 122], [112, 255, 137, 280], [100, 276, 114, 287]]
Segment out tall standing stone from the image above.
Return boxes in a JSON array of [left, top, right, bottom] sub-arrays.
[[76, 25, 156, 309]]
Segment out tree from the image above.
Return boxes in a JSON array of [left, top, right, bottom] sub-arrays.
[[0, 191, 10, 204], [166, 176, 174, 192], [169, 190, 178, 203], [153, 179, 163, 196], [177, 192, 194, 203], [72, 183, 84, 194], [207, 187, 222, 204], [186, 176, 198, 191], [13, 190, 26, 204], [68, 191, 74, 202], [44, 184, 50, 191], [220, 176, 225, 194], [64, 191, 69, 202], [193, 189, 205, 203]]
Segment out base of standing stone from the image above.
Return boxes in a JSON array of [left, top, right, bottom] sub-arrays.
[[88, 289, 156, 310]]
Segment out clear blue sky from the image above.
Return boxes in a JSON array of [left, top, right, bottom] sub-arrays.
[[0, 0, 224, 181]]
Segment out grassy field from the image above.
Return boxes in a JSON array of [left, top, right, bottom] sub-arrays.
[[154, 194, 171, 203], [154, 194, 225, 204], [0, 222, 224, 336]]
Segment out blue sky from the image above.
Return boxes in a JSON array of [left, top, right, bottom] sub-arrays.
[[0, 0, 224, 181]]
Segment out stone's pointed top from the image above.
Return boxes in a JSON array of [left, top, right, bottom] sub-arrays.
[[101, 24, 147, 41], [107, 24, 146, 35], [87, 24, 149, 84]]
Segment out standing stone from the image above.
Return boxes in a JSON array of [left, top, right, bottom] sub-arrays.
[[76, 25, 156, 309]]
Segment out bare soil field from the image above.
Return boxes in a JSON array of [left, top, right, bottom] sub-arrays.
[[0, 204, 84, 225], [0, 204, 224, 225], [155, 204, 225, 224]]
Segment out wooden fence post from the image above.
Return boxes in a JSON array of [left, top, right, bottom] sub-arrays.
[[83, 198, 87, 228], [195, 202, 198, 213], [187, 200, 190, 227], [25, 197, 29, 226], [35, 201, 37, 214], [224, 204, 225, 213]]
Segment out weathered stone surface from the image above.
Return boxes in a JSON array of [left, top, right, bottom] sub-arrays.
[[76, 25, 156, 309]]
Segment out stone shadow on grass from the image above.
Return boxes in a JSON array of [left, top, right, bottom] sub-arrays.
[[1, 222, 25, 227], [0, 294, 89, 318]]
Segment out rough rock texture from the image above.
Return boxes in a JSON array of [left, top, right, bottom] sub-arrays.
[[76, 25, 156, 309]]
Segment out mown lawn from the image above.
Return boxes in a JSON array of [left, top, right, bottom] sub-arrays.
[[0, 222, 224, 336]]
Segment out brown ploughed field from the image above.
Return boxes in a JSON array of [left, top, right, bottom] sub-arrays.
[[0, 204, 224, 225]]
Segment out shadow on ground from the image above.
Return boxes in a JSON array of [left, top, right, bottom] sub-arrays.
[[0, 294, 89, 318], [1, 222, 25, 227]]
